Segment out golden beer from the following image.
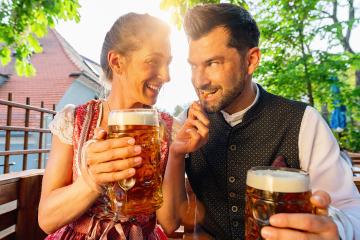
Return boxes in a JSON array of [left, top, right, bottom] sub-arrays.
[[245, 167, 313, 240], [107, 109, 162, 217]]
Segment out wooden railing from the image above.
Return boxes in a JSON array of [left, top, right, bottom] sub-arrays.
[[0, 169, 46, 240], [0, 93, 56, 173]]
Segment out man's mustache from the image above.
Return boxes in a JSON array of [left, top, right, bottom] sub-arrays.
[[197, 85, 220, 92]]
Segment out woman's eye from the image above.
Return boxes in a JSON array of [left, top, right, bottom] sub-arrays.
[[147, 59, 160, 66]]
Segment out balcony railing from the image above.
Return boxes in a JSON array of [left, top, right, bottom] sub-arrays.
[[0, 93, 56, 173]]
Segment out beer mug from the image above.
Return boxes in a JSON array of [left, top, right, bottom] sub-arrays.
[[106, 108, 163, 217], [245, 167, 313, 240]]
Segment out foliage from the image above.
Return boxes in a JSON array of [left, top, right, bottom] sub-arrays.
[[160, 0, 248, 28], [161, 0, 360, 151], [0, 0, 80, 76]]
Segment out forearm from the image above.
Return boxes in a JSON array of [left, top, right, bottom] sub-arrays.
[[157, 147, 188, 234], [38, 176, 99, 234]]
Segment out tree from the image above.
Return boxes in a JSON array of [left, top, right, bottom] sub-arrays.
[[0, 0, 80, 76], [160, 0, 248, 28]]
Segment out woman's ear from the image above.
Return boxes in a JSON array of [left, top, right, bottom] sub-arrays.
[[246, 47, 261, 75], [108, 50, 126, 76]]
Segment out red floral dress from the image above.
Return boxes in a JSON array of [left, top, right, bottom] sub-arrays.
[[46, 100, 173, 240]]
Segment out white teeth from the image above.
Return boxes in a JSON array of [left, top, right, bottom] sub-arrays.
[[200, 89, 217, 95], [147, 83, 161, 92]]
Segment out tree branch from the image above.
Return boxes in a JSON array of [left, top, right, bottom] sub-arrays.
[[344, 0, 355, 53]]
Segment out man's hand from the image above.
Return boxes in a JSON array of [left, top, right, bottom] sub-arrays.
[[261, 191, 339, 240], [171, 102, 209, 156]]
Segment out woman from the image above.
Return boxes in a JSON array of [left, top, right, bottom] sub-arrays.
[[39, 13, 173, 239]]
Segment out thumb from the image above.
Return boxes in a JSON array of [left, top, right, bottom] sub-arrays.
[[311, 190, 331, 216], [93, 127, 107, 140]]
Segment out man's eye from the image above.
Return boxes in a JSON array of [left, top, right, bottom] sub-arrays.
[[208, 61, 220, 67]]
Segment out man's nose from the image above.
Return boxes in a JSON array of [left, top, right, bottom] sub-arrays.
[[192, 68, 210, 88]]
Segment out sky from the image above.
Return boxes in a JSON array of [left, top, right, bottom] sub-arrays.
[[56, 0, 360, 113]]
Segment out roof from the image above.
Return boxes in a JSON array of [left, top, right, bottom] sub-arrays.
[[0, 29, 102, 127]]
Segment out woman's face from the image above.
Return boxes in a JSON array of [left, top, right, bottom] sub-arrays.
[[121, 35, 172, 107]]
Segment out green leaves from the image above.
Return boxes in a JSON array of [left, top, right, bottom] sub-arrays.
[[0, 47, 11, 66], [0, 0, 80, 77], [160, 0, 248, 28]]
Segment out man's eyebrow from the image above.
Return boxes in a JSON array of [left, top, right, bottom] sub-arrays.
[[205, 56, 224, 63], [188, 56, 224, 65]]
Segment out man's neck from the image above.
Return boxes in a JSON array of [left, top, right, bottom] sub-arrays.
[[223, 81, 257, 115]]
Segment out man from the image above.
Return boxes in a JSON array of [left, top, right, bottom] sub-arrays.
[[157, 3, 360, 239]]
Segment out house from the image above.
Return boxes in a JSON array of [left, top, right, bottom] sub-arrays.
[[0, 29, 103, 172]]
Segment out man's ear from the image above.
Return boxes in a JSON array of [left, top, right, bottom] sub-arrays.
[[246, 47, 260, 75], [108, 50, 126, 76]]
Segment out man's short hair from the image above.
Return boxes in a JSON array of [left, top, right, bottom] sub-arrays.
[[184, 3, 260, 53]]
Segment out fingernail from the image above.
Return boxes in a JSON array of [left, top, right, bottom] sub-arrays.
[[134, 157, 142, 163], [186, 128, 192, 133], [128, 169, 135, 174], [269, 215, 280, 225], [128, 138, 135, 145], [134, 146, 141, 153], [312, 195, 324, 205], [261, 228, 272, 239]]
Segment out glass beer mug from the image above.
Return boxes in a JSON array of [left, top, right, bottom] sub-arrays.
[[245, 167, 314, 240], [106, 109, 163, 217]]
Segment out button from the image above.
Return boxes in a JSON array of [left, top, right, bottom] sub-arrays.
[[229, 176, 236, 183], [231, 205, 238, 212], [229, 144, 237, 151], [232, 220, 239, 227], [229, 192, 236, 198]]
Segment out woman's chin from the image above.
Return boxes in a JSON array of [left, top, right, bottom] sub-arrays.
[[143, 96, 158, 107]]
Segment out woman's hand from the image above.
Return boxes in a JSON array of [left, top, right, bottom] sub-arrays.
[[85, 128, 143, 186], [171, 102, 209, 156]]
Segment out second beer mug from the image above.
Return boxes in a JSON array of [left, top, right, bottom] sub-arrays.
[[107, 108, 162, 217], [245, 167, 313, 240]]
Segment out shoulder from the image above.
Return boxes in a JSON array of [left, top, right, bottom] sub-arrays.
[[49, 104, 76, 145], [259, 87, 308, 118], [74, 99, 101, 115]]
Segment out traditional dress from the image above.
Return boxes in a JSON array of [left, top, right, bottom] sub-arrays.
[[46, 100, 173, 240]]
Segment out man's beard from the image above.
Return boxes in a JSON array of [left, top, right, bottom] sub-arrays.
[[200, 75, 246, 113]]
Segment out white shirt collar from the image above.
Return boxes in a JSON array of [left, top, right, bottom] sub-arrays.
[[221, 83, 259, 127]]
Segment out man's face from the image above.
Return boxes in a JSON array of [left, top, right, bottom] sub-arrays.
[[188, 27, 248, 113]]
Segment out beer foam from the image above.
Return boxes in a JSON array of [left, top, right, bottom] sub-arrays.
[[246, 169, 310, 193], [108, 110, 159, 126]]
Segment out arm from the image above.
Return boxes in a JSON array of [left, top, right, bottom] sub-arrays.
[[157, 102, 209, 234], [300, 106, 360, 239], [38, 136, 99, 234], [261, 106, 360, 239]]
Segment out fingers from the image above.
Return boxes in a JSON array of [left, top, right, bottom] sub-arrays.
[[268, 213, 336, 234], [89, 137, 135, 153], [93, 127, 107, 140], [311, 191, 331, 216], [94, 168, 137, 184], [188, 102, 209, 127], [90, 156, 142, 174], [87, 144, 141, 165], [261, 226, 318, 240], [186, 119, 209, 138]]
